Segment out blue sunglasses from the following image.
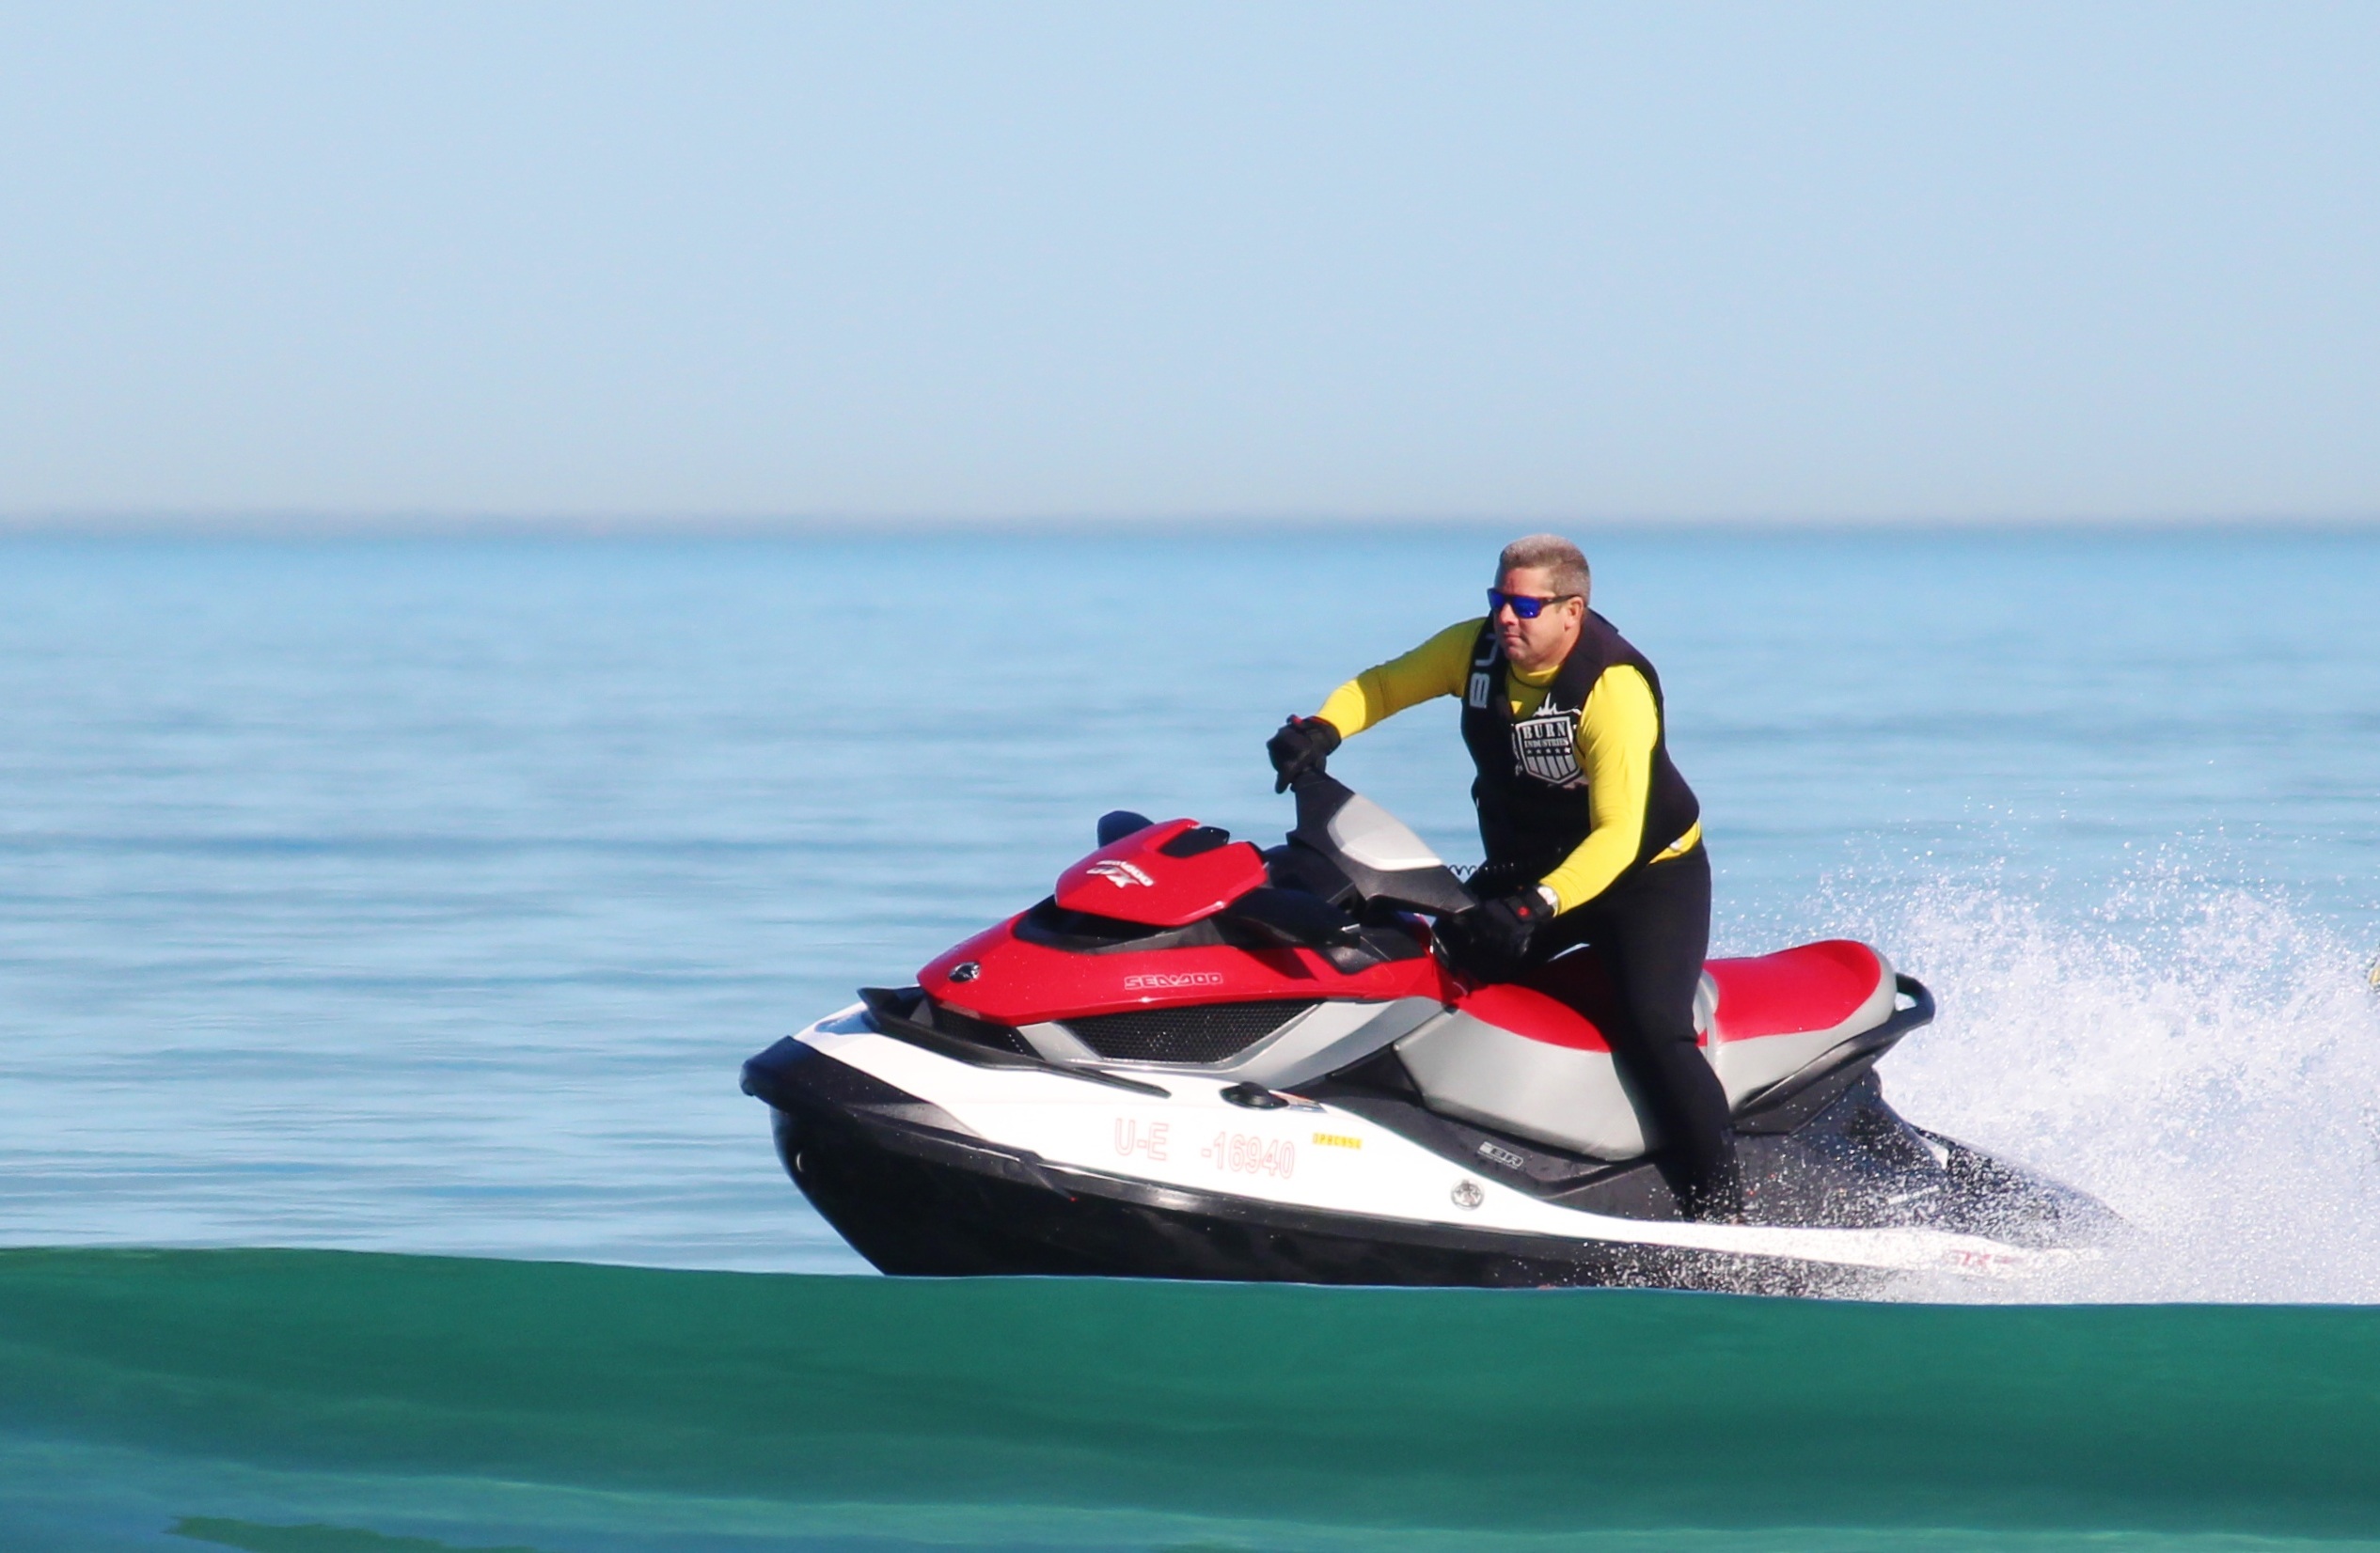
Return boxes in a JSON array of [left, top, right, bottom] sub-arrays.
[[1487, 588, 1577, 620]]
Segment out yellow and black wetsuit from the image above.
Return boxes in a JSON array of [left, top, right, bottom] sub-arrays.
[[1313, 612, 1738, 1214], [1315, 614, 1701, 911]]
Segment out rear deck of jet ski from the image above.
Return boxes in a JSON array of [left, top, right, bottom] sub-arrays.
[[1306, 1059, 2114, 1248]]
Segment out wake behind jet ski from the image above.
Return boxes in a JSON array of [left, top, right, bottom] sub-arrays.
[[741, 774, 2114, 1293]]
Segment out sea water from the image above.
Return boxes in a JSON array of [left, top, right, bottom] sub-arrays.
[[1, 526, 2376, 1548]]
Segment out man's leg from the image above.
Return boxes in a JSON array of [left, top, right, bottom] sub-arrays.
[[1579, 850, 1740, 1217]]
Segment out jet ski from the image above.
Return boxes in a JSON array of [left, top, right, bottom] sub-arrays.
[[741, 775, 2114, 1292]]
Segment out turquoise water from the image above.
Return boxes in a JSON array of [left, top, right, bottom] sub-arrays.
[[2, 528, 2378, 1545], [6, 1248, 2380, 1551]]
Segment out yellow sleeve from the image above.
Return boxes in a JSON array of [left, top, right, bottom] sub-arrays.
[[1537, 666, 1663, 913], [1312, 619, 1483, 737]]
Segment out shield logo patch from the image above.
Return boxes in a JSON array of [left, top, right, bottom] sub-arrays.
[[1511, 710, 1583, 786]]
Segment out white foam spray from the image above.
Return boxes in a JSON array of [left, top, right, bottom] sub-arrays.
[[1813, 865, 2380, 1303]]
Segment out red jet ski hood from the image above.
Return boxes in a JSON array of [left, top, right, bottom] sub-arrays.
[[1050, 818, 1269, 928]]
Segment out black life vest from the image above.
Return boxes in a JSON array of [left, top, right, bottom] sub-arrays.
[[1458, 612, 1701, 881]]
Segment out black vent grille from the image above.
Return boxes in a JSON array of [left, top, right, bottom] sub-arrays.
[[924, 999, 1033, 1056], [1061, 999, 1319, 1065]]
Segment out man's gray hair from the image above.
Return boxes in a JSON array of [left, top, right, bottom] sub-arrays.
[[1497, 534, 1591, 603]]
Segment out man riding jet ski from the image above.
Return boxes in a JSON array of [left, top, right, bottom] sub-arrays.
[[1269, 534, 1733, 1216], [740, 541, 2113, 1292]]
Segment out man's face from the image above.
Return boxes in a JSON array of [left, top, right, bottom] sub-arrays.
[[1492, 565, 1584, 670]]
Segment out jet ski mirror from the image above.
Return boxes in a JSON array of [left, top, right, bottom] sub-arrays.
[[1286, 773, 1478, 918], [1096, 809, 1155, 845]]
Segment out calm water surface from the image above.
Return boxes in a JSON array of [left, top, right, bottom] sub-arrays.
[[1, 528, 2374, 1277]]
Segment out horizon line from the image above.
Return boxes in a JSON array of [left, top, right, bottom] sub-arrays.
[[4, 510, 2379, 538]]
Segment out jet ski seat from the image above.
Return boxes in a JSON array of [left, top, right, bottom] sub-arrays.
[[1394, 939, 1904, 1161], [1702, 940, 1900, 1093]]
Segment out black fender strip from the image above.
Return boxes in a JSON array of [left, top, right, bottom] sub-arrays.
[[857, 987, 1171, 1097]]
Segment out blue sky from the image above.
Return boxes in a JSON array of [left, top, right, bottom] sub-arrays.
[[3, 2, 2374, 523]]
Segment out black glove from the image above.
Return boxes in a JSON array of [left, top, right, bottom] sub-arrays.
[[1453, 889, 1554, 980], [1266, 715, 1341, 792]]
